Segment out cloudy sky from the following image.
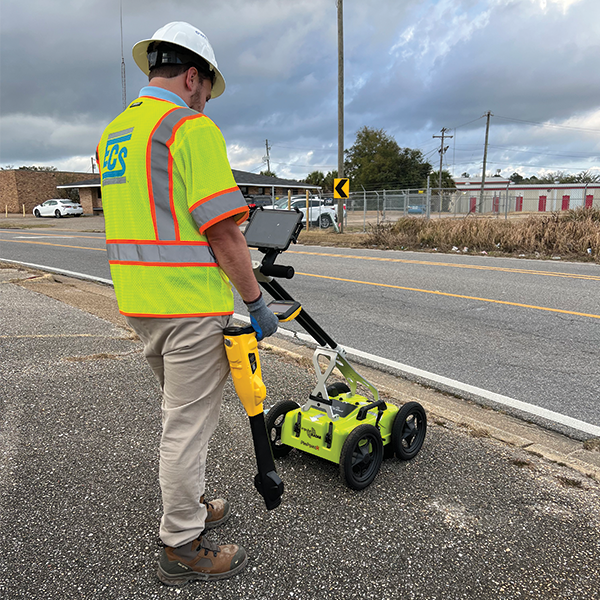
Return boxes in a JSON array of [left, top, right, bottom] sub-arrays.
[[1, 0, 599, 186]]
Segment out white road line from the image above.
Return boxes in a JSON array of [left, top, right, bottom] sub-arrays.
[[233, 313, 600, 438], [2, 258, 598, 438], [0, 259, 113, 285]]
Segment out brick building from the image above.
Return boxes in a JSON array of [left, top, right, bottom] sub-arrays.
[[56, 169, 321, 214], [0, 168, 320, 216], [0, 169, 87, 214]]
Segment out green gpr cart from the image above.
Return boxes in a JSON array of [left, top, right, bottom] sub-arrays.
[[245, 208, 427, 490]]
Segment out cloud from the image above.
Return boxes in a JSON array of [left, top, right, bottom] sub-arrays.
[[0, 113, 105, 164], [0, 0, 599, 182]]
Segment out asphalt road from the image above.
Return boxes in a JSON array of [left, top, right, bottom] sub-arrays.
[[1, 221, 599, 437], [2, 267, 600, 600]]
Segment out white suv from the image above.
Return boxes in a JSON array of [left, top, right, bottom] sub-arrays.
[[266, 197, 337, 229]]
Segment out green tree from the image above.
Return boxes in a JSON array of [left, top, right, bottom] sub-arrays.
[[259, 169, 277, 178], [509, 172, 524, 184], [323, 170, 338, 193], [18, 165, 58, 172], [344, 126, 431, 190], [305, 170, 326, 187], [507, 170, 600, 185], [429, 170, 456, 189]]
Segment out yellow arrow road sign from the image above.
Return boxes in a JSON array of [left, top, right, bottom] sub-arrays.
[[333, 178, 349, 199]]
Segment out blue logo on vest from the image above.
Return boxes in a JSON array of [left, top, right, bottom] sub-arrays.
[[102, 128, 133, 185]]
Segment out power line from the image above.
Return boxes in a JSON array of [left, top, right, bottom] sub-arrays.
[[494, 114, 600, 133], [449, 115, 486, 130], [274, 162, 337, 169]]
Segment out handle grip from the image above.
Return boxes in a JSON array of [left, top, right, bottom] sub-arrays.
[[260, 263, 295, 279]]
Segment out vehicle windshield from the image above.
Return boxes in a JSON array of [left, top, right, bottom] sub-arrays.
[[274, 198, 290, 208]]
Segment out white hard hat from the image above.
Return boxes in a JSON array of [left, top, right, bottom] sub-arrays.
[[132, 22, 226, 98]]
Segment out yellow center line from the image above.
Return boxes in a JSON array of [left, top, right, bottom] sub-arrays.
[[296, 271, 600, 320], [1, 239, 106, 251], [289, 250, 600, 281]]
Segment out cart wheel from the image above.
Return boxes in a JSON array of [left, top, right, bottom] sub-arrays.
[[392, 402, 427, 460], [265, 400, 299, 458], [340, 424, 383, 490], [326, 382, 350, 397]]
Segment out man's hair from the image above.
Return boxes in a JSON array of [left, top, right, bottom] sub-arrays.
[[147, 42, 215, 84]]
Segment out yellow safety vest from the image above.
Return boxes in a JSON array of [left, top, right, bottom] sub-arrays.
[[97, 94, 249, 317]]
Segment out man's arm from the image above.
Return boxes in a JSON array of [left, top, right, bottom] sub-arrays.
[[206, 216, 278, 340], [205, 216, 261, 303]]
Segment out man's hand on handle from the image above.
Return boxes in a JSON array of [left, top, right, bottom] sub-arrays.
[[245, 294, 278, 341]]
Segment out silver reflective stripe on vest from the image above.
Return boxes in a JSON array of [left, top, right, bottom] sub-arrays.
[[191, 188, 248, 231], [107, 242, 216, 265], [149, 107, 197, 240]]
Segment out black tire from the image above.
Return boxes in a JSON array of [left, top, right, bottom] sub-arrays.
[[265, 400, 300, 458], [319, 214, 332, 229], [34, 209, 40, 218], [75, 214, 82, 217], [326, 382, 351, 397], [54, 209, 61, 218], [340, 424, 383, 490], [391, 402, 427, 460]]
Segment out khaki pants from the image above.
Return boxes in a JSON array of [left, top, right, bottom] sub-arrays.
[[126, 315, 231, 548]]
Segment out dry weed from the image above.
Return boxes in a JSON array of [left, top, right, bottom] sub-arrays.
[[362, 208, 600, 261]]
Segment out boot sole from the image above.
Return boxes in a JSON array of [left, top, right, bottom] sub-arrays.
[[156, 555, 248, 586]]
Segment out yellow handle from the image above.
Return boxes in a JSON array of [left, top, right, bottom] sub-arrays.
[[224, 331, 266, 417]]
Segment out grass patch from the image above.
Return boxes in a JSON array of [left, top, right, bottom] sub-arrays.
[[302, 208, 600, 262], [64, 353, 120, 362], [583, 438, 600, 452], [468, 427, 490, 438], [555, 475, 584, 489], [0, 221, 53, 229], [298, 227, 368, 248], [511, 458, 535, 469]]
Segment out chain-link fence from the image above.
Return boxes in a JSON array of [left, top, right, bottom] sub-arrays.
[[341, 187, 598, 229]]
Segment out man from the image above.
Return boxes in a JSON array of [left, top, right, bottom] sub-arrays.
[[97, 22, 278, 585]]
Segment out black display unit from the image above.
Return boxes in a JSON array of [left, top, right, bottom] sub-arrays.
[[244, 208, 303, 252]]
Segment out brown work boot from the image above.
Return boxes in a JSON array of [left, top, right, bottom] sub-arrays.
[[201, 494, 231, 529], [157, 535, 247, 585]]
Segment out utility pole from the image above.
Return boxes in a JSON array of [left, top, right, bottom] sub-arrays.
[[91, 157, 95, 174], [264, 139, 271, 173], [337, 0, 344, 232], [120, 0, 127, 111], [479, 111, 492, 213], [433, 128, 452, 213]]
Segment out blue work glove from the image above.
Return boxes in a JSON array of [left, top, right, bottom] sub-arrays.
[[245, 294, 279, 341]]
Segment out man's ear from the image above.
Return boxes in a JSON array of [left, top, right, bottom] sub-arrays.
[[184, 67, 197, 91]]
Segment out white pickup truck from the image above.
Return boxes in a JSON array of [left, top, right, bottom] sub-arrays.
[[264, 197, 338, 229]]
